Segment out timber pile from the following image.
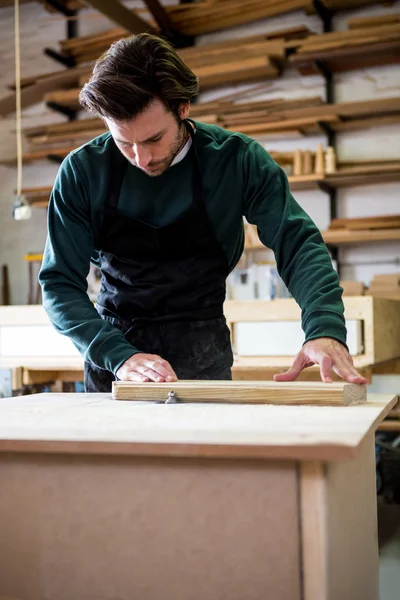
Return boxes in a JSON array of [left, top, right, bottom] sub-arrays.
[[323, 210, 400, 246], [50, 0, 394, 57], [21, 96, 400, 149], [58, 13, 313, 63], [3, 96, 399, 168], [290, 19, 400, 74], [57, 26, 307, 79], [366, 274, 400, 299]]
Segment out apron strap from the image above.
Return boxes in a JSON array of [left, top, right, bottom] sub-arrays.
[[107, 139, 129, 214]]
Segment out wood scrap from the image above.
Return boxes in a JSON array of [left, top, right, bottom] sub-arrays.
[[340, 281, 365, 296], [112, 380, 366, 406]]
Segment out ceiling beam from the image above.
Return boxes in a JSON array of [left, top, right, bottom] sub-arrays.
[[142, 0, 177, 33], [82, 0, 152, 34]]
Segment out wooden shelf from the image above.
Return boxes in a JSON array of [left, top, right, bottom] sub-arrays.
[[245, 227, 400, 250], [17, 160, 400, 209], [322, 228, 400, 246], [290, 39, 400, 76]]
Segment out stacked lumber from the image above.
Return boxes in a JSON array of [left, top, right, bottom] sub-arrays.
[[58, 32, 294, 90], [340, 281, 365, 296], [366, 273, 400, 299], [330, 215, 400, 231], [51, 0, 393, 56], [290, 19, 400, 74], [3, 96, 399, 168], [57, 2, 315, 55], [323, 212, 400, 246], [22, 95, 400, 148], [17, 96, 325, 164], [59, 27, 304, 78]]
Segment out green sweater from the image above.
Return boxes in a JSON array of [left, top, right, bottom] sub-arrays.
[[39, 120, 346, 374]]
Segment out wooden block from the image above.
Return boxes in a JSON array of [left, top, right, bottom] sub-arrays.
[[341, 280, 365, 296], [372, 273, 400, 284], [303, 150, 313, 175], [293, 149, 303, 176], [315, 143, 325, 175], [112, 380, 367, 406]]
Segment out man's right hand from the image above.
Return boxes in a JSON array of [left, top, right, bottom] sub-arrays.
[[116, 353, 177, 383]]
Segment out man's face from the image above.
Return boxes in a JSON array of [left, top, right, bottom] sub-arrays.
[[106, 99, 190, 177]]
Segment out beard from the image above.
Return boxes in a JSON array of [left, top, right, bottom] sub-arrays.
[[140, 121, 188, 177]]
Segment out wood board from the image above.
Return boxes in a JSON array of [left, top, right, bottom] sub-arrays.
[[0, 392, 396, 461], [112, 380, 366, 406]]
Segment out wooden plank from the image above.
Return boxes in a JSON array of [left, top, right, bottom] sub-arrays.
[[112, 380, 367, 406], [371, 297, 400, 364], [300, 462, 328, 600], [0, 65, 90, 117], [292, 39, 400, 75], [348, 14, 400, 30], [323, 228, 400, 245], [330, 215, 400, 231], [83, 0, 151, 34], [300, 433, 379, 600], [378, 420, 400, 431]]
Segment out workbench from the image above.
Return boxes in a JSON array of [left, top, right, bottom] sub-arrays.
[[0, 390, 396, 600]]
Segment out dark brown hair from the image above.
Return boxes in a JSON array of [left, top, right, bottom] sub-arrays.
[[79, 33, 199, 120]]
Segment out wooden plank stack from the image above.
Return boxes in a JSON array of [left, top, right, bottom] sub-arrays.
[[16, 96, 400, 156], [366, 274, 400, 299], [52, 0, 395, 58], [290, 18, 400, 74], [58, 28, 302, 83], [56, 1, 315, 56]]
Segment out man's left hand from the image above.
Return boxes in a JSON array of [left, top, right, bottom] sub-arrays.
[[273, 337, 367, 384]]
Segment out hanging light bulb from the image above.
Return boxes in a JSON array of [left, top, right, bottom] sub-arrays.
[[12, 194, 32, 220]]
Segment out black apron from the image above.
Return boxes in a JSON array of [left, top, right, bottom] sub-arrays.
[[85, 120, 233, 392]]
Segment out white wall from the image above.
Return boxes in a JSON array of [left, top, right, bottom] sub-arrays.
[[0, 0, 156, 304], [0, 1, 400, 304]]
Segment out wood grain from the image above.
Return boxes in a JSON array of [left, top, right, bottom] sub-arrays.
[[0, 392, 396, 461], [112, 380, 366, 406], [300, 433, 379, 600]]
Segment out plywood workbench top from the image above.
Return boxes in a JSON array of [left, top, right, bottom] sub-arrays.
[[0, 392, 396, 461]]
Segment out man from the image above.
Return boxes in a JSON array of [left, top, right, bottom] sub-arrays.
[[39, 33, 366, 391]]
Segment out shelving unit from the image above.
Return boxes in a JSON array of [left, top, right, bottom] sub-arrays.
[[323, 229, 400, 245], [21, 161, 400, 208]]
